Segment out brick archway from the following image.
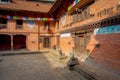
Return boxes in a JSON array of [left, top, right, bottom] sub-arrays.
[[0, 34, 11, 50]]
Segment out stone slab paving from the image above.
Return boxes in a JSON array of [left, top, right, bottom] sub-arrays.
[[0, 53, 85, 80]]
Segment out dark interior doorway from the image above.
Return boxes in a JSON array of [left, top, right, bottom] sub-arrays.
[[0, 34, 11, 50], [13, 35, 26, 49]]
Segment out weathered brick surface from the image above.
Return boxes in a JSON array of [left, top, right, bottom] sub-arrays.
[[60, 37, 74, 56], [88, 33, 120, 72], [0, 0, 120, 74], [0, 20, 55, 51], [57, 0, 120, 73]]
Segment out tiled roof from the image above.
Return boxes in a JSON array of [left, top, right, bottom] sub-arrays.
[[0, 0, 52, 13]]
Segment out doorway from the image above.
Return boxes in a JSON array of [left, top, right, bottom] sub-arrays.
[[43, 37, 50, 48], [74, 32, 91, 56], [13, 35, 26, 49], [0, 34, 11, 50], [75, 34, 85, 54]]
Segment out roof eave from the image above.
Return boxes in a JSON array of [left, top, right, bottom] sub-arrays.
[[48, 0, 63, 14]]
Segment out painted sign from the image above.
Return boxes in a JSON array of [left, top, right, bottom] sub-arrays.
[[94, 25, 120, 35], [26, 20, 36, 29], [61, 14, 66, 26], [60, 33, 71, 37]]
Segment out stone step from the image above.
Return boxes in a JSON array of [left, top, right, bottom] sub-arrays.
[[50, 50, 69, 64], [74, 62, 120, 80], [0, 50, 49, 56], [74, 66, 97, 80]]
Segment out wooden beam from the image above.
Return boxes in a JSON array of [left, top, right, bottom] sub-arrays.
[[68, 0, 94, 15]]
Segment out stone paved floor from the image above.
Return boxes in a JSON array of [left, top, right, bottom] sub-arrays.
[[0, 53, 85, 80]]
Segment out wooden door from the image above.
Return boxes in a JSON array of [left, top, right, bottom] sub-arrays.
[[43, 37, 50, 48], [74, 33, 85, 54], [74, 32, 91, 55]]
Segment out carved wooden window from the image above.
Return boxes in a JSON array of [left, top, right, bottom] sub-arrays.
[[72, 6, 94, 23], [0, 18, 7, 29], [16, 20, 23, 29], [0, 0, 8, 3], [117, 4, 120, 10], [61, 14, 66, 26], [79, 35, 85, 53], [44, 22, 50, 30]]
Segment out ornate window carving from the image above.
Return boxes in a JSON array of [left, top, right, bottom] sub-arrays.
[[0, 18, 7, 29], [72, 7, 94, 23], [16, 20, 23, 29]]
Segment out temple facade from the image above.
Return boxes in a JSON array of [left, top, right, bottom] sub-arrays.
[[53, 0, 120, 74], [0, 0, 120, 74], [0, 0, 56, 51]]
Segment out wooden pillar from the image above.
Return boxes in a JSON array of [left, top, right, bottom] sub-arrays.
[[11, 35, 13, 51], [57, 36, 60, 49], [38, 23, 40, 50]]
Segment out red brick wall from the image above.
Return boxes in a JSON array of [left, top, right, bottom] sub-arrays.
[[0, 19, 56, 51], [87, 33, 120, 72], [27, 34, 39, 51], [57, 0, 120, 33], [55, 0, 120, 73], [60, 37, 74, 56], [39, 21, 55, 50]]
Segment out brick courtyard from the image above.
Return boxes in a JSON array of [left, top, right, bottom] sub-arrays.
[[0, 52, 84, 80]]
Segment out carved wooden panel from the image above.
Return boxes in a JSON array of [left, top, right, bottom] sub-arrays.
[[79, 36, 85, 54]]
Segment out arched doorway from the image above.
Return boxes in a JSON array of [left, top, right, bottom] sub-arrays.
[[0, 34, 11, 50], [13, 35, 26, 49]]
